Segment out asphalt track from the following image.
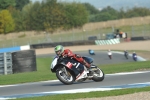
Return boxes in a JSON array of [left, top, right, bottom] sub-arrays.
[[37, 51, 137, 65], [0, 51, 149, 99]]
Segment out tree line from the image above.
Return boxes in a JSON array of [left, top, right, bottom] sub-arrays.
[[83, 3, 150, 22], [0, 0, 150, 34]]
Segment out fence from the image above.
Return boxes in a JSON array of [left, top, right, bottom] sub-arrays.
[[0, 16, 150, 48]]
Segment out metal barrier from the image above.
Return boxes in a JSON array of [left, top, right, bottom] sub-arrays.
[[131, 36, 150, 41], [0, 45, 30, 53], [0, 52, 12, 75], [30, 40, 95, 49]]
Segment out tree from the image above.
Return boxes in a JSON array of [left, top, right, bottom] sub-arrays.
[[0, 10, 15, 34], [0, 18, 4, 33], [125, 7, 150, 18], [22, 2, 33, 31], [100, 6, 118, 18], [63, 2, 89, 29], [94, 12, 113, 22], [26, 2, 44, 30], [89, 6, 118, 22], [41, 0, 66, 33], [0, 0, 16, 11], [118, 8, 126, 19], [8, 6, 24, 31], [82, 3, 100, 15], [15, 0, 30, 10]]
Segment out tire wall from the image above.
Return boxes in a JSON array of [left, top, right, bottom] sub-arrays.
[[12, 50, 37, 74]]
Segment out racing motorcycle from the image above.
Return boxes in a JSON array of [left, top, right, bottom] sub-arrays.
[[133, 55, 137, 61], [51, 55, 104, 85], [89, 49, 95, 55], [124, 52, 129, 59], [108, 55, 112, 59]]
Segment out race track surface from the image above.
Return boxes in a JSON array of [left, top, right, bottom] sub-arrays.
[[0, 50, 148, 99], [37, 50, 136, 65]]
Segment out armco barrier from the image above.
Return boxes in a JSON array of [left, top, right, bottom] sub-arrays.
[[131, 36, 150, 41], [95, 38, 120, 45], [0, 52, 12, 75], [30, 40, 95, 49], [30, 39, 120, 49], [0, 45, 30, 53]]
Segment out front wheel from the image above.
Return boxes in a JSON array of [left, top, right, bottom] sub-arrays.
[[56, 67, 75, 85], [91, 66, 105, 82]]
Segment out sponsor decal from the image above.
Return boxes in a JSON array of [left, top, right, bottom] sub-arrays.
[[66, 62, 73, 69], [75, 63, 80, 68]]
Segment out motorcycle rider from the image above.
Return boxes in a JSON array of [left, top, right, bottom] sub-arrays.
[[107, 49, 112, 59], [132, 52, 137, 57], [124, 50, 128, 55], [124, 50, 129, 59], [54, 45, 91, 69], [132, 51, 137, 60], [89, 49, 95, 55]]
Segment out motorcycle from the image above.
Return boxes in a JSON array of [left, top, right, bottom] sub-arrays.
[[89, 49, 95, 55], [133, 55, 137, 61], [124, 52, 129, 59], [108, 55, 112, 59], [108, 51, 112, 59], [51, 55, 104, 85]]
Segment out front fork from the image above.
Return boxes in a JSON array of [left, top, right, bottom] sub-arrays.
[[62, 67, 69, 76]]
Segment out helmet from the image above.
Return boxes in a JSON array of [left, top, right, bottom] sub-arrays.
[[54, 45, 64, 56]]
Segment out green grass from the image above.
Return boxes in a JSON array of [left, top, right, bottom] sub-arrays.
[[0, 58, 150, 85], [16, 86, 150, 100], [0, 58, 55, 85], [101, 61, 150, 74]]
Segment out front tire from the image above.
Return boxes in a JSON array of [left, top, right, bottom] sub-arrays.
[[56, 68, 75, 85]]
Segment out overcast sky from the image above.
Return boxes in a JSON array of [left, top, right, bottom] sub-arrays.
[[31, 0, 111, 8], [31, 0, 150, 10]]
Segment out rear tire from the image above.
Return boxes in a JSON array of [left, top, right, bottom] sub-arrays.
[[91, 66, 105, 82]]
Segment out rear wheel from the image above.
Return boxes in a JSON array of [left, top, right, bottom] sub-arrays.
[[91, 65, 105, 82], [56, 67, 75, 85], [125, 54, 129, 59]]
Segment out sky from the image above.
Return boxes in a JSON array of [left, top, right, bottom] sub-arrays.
[[31, 0, 150, 10]]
